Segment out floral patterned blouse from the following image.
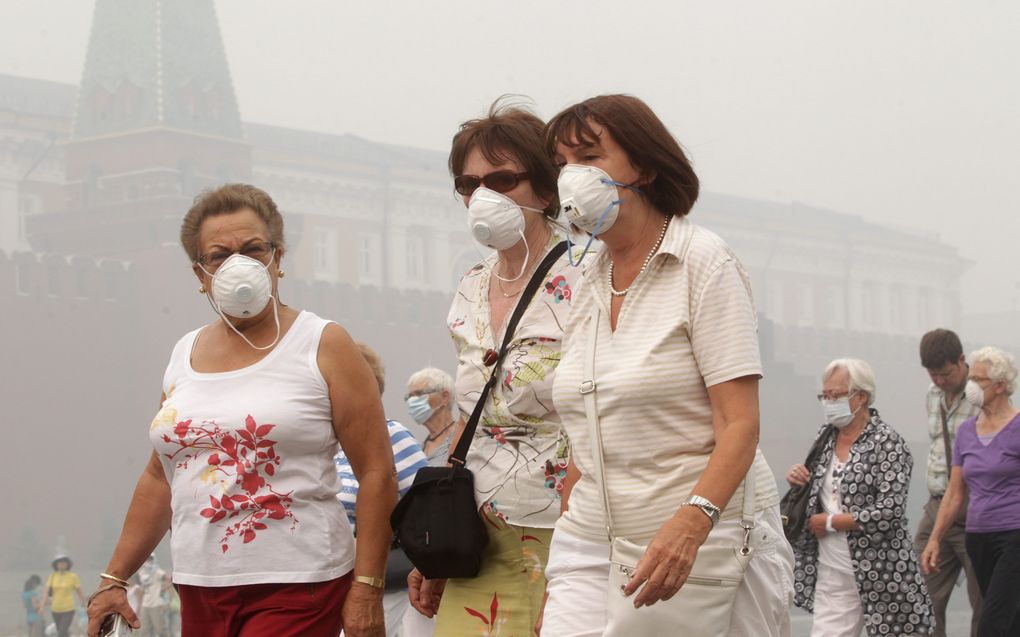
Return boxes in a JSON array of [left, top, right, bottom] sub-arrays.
[[448, 234, 582, 529]]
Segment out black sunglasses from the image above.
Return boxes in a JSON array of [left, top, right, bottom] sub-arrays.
[[454, 171, 529, 197]]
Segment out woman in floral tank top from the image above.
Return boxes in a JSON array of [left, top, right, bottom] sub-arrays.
[[86, 184, 397, 637]]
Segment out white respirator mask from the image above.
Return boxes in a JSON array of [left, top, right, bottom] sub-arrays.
[[557, 165, 642, 266], [467, 188, 546, 282], [201, 253, 280, 351], [964, 379, 986, 409]]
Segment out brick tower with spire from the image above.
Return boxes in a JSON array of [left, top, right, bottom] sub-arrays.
[[28, 0, 251, 256]]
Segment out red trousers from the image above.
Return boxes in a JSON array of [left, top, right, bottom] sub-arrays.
[[178, 573, 351, 637]]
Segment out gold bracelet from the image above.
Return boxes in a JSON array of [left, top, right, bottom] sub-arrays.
[[100, 573, 130, 587], [87, 583, 126, 608], [353, 575, 385, 589]]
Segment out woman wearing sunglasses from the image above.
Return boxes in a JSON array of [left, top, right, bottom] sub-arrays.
[[537, 94, 793, 637], [406, 100, 581, 636]]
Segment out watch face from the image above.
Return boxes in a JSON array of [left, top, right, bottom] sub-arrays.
[[684, 496, 720, 525]]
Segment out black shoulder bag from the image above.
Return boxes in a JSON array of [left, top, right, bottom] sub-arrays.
[[779, 425, 834, 542], [390, 241, 568, 580]]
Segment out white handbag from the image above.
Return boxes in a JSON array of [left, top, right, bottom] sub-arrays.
[[581, 303, 760, 637]]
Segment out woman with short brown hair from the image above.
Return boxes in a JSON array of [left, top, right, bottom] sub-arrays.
[[406, 99, 581, 636], [86, 183, 396, 637], [538, 94, 792, 637]]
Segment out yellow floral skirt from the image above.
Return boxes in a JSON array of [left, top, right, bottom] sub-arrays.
[[434, 506, 553, 636]]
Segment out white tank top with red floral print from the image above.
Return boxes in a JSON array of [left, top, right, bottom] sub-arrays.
[[150, 311, 354, 586]]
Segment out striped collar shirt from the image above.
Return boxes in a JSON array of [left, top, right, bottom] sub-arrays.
[[552, 217, 780, 544]]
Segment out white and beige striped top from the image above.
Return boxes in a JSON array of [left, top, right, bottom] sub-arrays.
[[552, 216, 780, 544]]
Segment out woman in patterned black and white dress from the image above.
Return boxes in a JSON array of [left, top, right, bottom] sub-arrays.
[[786, 358, 935, 637]]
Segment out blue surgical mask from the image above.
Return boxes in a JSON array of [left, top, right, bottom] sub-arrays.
[[406, 395, 435, 425]]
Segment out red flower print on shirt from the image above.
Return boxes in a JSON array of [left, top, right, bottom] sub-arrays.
[[161, 415, 297, 552]]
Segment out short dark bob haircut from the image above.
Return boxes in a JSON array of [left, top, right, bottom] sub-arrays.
[[545, 94, 699, 218], [449, 97, 560, 219]]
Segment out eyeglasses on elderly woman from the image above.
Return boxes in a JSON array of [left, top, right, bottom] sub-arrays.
[[197, 240, 275, 271], [816, 390, 859, 402]]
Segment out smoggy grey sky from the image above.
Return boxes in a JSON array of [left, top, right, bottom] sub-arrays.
[[0, 6, 1011, 630], [2, 0, 1019, 316]]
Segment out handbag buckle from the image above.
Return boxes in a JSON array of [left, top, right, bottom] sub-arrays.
[[740, 520, 756, 556], [580, 379, 597, 394]]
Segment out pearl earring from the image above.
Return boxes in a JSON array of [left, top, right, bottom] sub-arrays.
[[278, 270, 286, 279]]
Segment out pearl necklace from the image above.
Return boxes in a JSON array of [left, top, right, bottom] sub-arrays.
[[608, 216, 671, 297]]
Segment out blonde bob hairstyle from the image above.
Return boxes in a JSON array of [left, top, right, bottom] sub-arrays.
[[822, 358, 877, 406]]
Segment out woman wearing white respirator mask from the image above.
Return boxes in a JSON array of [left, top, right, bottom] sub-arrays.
[[87, 184, 396, 637], [922, 347, 1020, 637], [538, 94, 792, 637], [404, 100, 581, 637], [786, 359, 934, 637]]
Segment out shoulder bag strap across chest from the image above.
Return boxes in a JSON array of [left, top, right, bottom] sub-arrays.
[[448, 241, 568, 466]]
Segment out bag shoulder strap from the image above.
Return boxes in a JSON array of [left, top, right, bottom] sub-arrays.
[[582, 305, 756, 541], [583, 305, 613, 540], [448, 241, 568, 466], [939, 402, 953, 483], [805, 426, 834, 469]]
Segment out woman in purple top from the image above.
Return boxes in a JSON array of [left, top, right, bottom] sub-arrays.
[[922, 346, 1020, 637]]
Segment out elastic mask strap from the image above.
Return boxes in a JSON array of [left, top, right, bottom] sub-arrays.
[[226, 298, 281, 351], [567, 199, 621, 267], [565, 177, 638, 267], [603, 177, 643, 195], [204, 291, 282, 352], [492, 229, 531, 283]]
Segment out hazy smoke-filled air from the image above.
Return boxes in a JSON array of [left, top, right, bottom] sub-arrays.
[[1, 2, 1017, 634]]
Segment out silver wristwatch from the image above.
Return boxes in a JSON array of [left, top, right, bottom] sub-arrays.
[[681, 495, 721, 527]]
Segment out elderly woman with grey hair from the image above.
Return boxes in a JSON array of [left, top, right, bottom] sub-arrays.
[[922, 346, 1020, 636], [404, 367, 462, 466], [786, 358, 934, 637]]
